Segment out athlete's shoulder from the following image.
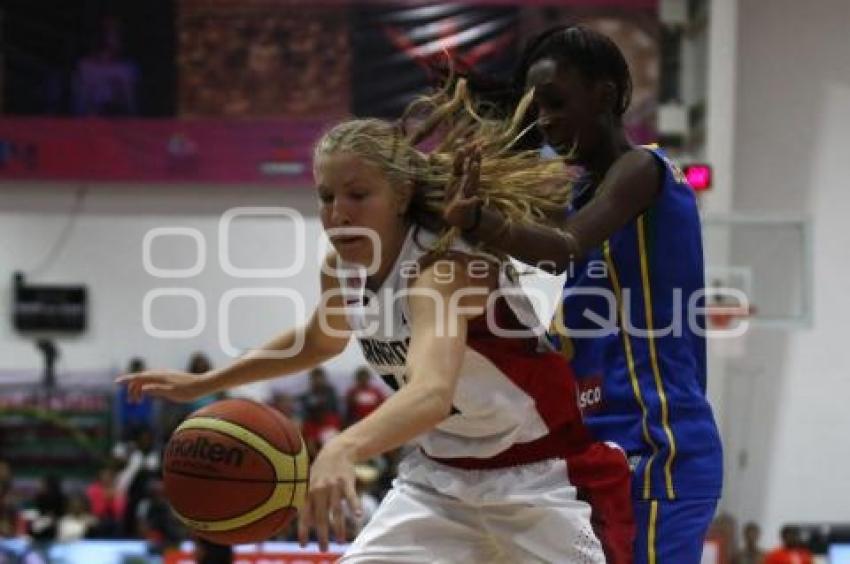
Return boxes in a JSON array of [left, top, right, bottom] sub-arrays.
[[594, 148, 661, 216], [641, 144, 689, 186], [412, 253, 499, 295], [607, 146, 658, 177], [408, 227, 501, 287]]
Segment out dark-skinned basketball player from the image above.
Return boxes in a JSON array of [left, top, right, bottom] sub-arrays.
[[444, 25, 723, 564]]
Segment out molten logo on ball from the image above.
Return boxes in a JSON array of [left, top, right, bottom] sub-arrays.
[[167, 436, 245, 467], [163, 400, 308, 545]]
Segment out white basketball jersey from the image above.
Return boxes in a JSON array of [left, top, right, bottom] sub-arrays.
[[338, 227, 577, 459]]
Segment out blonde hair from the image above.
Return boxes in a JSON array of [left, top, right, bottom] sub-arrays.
[[313, 79, 574, 256]]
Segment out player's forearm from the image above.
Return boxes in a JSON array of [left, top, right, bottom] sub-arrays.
[[203, 328, 340, 394], [329, 381, 452, 462], [472, 206, 579, 273]]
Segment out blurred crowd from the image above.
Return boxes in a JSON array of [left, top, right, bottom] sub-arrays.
[[1, 356, 834, 563], [0, 354, 390, 558], [712, 515, 818, 564], [178, 6, 349, 117]]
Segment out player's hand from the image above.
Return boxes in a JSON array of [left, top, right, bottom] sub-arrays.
[[298, 442, 362, 551], [115, 370, 212, 403], [443, 144, 483, 231]]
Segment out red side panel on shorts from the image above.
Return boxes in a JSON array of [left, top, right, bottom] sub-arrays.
[[566, 443, 636, 564]]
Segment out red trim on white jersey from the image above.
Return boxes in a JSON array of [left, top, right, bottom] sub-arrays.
[[467, 296, 583, 432]]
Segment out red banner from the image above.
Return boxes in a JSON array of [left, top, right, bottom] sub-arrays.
[[0, 118, 324, 185]]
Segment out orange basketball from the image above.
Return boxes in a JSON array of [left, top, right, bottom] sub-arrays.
[[162, 398, 309, 545]]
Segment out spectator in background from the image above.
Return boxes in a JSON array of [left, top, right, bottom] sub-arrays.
[[188, 351, 213, 375], [72, 16, 139, 116], [299, 367, 338, 418], [159, 351, 219, 440], [271, 392, 301, 423], [733, 522, 765, 564], [710, 512, 738, 564], [345, 367, 385, 425], [136, 480, 181, 552], [114, 428, 159, 537], [186, 352, 223, 411], [27, 476, 67, 542], [117, 358, 154, 439], [0, 462, 19, 538], [0, 460, 11, 497], [0, 496, 17, 538], [85, 465, 125, 538], [56, 494, 96, 542], [301, 401, 341, 459], [764, 526, 813, 564]]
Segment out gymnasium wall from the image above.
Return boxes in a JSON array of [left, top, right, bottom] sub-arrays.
[[725, 0, 850, 542], [0, 183, 367, 397]]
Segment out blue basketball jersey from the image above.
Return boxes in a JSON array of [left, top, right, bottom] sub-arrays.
[[549, 147, 723, 500]]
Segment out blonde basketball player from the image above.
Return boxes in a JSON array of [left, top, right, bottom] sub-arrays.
[[120, 81, 634, 563]]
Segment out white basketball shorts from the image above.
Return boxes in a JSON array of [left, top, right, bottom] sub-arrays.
[[340, 449, 606, 563]]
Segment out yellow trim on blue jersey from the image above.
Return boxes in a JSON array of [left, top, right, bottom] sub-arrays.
[[648, 500, 659, 564], [637, 216, 679, 500], [550, 299, 575, 361], [603, 240, 659, 499]]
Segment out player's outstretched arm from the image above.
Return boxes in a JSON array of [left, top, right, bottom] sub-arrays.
[[117, 253, 352, 403], [298, 256, 495, 551], [452, 147, 660, 273]]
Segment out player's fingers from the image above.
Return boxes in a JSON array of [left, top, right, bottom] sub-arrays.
[[464, 151, 481, 198], [312, 488, 330, 552], [297, 498, 313, 547], [446, 149, 466, 204], [444, 175, 458, 205], [329, 482, 345, 544], [141, 384, 170, 398], [119, 374, 158, 403], [129, 380, 147, 403], [114, 373, 138, 384], [452, 146, 467, 177], [120, 371, 161, 383], [342, 476, 362, 519]]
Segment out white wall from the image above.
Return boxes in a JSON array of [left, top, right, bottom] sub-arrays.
[[721, 0, 850, 542], [0, 182, 368, 398], [701, 0, 740, 478]]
